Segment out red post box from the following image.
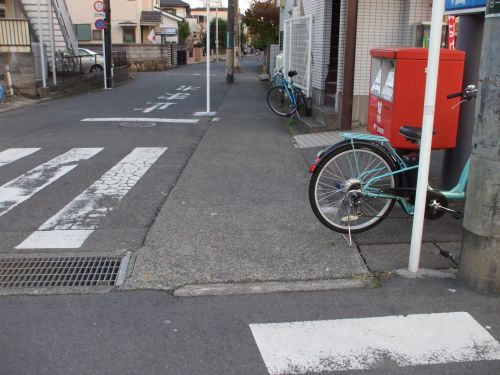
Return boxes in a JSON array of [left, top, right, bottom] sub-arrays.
[[367, 47, 465, 150]]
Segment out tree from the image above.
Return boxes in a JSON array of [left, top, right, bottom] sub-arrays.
[[242, 0, 279, 50], [178, 20, 190, 45], [201, 18, 228, 50]]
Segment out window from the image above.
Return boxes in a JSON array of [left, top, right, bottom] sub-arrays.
[[0, 0, 5, 18], [165, 8, 176, 16], [74, 24, 91, 41], [92, 30, 103, 40], [122, 28, 136, 43]]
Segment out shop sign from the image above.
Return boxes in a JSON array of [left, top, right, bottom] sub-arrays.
[[445, 0, 486, 11]]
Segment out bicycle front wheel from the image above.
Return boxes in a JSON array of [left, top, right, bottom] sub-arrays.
[[309, 142, 398, 233], [267, 86, 296, 117]]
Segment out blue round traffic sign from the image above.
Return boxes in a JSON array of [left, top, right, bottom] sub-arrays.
[[95, 19, 106, 30]]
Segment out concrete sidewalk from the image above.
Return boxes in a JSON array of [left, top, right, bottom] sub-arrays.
[[125, 57, 463, 293]]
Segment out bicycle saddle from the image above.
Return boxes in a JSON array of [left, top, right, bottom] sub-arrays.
[[400, 126, 436, 142], [288, 70, 298, 78]]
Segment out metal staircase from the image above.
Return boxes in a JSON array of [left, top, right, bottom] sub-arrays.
[[20, 0, 78, 61]]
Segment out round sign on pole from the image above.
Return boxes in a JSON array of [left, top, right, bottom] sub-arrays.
[[94, 1, 105, 12], [95, 19, 106, 30]]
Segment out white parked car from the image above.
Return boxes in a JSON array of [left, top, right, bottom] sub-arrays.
[[58, 48, 104, 74], [77, 48, 104, 73]]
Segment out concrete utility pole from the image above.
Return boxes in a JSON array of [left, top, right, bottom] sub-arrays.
[[234, 0, 240, 70], [226, 0, 235, 83], [458, 3, 500, 294], [104, 0, 112, 88]]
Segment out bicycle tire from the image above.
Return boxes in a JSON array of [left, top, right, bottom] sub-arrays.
[[309, 142, 399, 233], [267, 85, 297, 117]]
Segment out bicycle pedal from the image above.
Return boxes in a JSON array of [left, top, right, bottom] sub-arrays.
[[452, 211, 463, 219]]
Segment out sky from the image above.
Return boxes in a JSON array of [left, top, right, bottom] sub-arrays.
[[184, 0, 251, 12]]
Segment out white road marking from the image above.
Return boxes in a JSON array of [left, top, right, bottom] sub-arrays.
[[193, 111, 216, 116], [158, 93, 190, 100], [250, 312, 500, 374], [81, 118, 198, 124], [16, 147, 167, 249], [142, 103, 162, 113], [177, 85, 200, 91], [0, 148, 40, 167], [0, 148, 103, 217]]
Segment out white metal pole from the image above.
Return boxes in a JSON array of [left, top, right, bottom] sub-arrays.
[[37, 0, 47, 89], [102, 35, 107, 89], [47, 0, 56, 86], [408, 0, 445, 273], [206, 3, 211, 113], [216, 7, 219, 62]]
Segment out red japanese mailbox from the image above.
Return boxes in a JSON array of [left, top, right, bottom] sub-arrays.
[[367, 47, 465, 150]]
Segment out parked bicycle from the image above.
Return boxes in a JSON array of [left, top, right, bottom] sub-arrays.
[[308, 85, 477, 235], [267, 69, 306, 117]]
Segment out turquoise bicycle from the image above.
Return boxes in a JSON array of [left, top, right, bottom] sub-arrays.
[[267, 69, 306, 117], [309, 85, 477, 234]]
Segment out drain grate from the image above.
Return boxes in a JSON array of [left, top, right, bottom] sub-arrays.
[[0, 254, 130, 288]]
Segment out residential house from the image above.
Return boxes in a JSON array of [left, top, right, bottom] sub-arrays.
[[160, 0, 190, 19], [66, 0, 182, 44], [189, 7, 227, 45], [278, 0, 434, 129], [1, 0, 79, 95]]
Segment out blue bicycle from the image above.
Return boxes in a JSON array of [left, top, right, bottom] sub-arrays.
[[308, 85, 477, 234], [267, 69, 306, 117]]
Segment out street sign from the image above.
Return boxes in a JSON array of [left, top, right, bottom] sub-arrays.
[[445, 0, 485, 11], [156, 27, 177, 36], [94, 1, 105, 12], [95, 19, 106, 30]]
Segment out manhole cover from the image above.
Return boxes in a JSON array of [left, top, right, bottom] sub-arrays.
[[119, 121, 157, 128], [0, 253, 130, 288]]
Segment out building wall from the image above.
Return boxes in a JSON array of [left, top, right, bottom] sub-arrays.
[[353, 0, 432, 96], [302, 0, 331, 94], [67, 0, 141, 44]]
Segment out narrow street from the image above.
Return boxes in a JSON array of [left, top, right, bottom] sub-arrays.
[[0, 57, 498, 374]]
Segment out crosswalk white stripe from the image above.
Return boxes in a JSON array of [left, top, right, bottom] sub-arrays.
[[250, 312, 500, 374], [16, 147, 167, 249], [0, 148, 103, 217], [0, 148, 40, 167]]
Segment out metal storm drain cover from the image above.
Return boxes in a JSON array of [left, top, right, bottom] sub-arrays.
[[119, 121, 157, 128], [0, 254, 130, 288]]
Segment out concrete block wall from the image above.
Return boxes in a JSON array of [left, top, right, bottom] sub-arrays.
[[0, 52, 37, 96]]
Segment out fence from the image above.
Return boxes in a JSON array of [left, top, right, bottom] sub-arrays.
[[0, 19, 30, 47], [283, 15, 312, 97], [55, 51, 127, 77], [112, 51, 127, 68]]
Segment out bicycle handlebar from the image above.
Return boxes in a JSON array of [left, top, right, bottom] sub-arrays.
[[447, 92, 463, 99]]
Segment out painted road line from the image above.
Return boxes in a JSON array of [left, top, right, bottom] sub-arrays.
[[16, 147, 167, 249], [81, 118, 198, 124], [0, 148, 40, 167], [0, 148, 103, 217], [250, 312, 500, 374]]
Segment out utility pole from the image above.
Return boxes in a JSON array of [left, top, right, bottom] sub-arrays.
[[226, 0, 235, 83], [458, 2, 500, 294], [104, 0, 112, 88], [234, 0, 240, 70]]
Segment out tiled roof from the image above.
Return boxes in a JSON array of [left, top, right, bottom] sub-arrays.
[[160, 0, 190, 8], [140, 11, 162, 24]]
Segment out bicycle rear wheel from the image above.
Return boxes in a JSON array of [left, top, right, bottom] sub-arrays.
[[267, 85, 296, 117], [309, 142, 398, 233]]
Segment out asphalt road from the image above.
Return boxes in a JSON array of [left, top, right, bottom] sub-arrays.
[[0, 58, 498, 375], [0, 61, 230, 256], [0, 276, 499, 374]]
